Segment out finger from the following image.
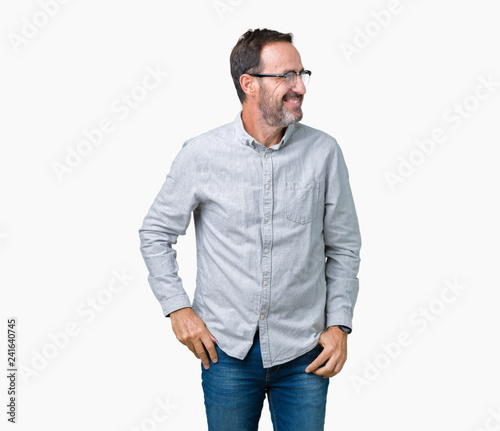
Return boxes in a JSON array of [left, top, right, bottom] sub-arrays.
[[186, 341, 200, 359], [332, 356, 347, 375], [202, 337, 218, 364], [312, 357, 337, 377], [194, 342, 211, 370], [313, 354, 346, 377], [312, 365, 335, 377], [305, 350, 330, 373]]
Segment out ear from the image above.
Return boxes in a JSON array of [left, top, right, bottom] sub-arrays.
[[240, 74, 256, 98]]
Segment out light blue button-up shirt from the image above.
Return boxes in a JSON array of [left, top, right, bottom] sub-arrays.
[[139, 112, 361, 368]]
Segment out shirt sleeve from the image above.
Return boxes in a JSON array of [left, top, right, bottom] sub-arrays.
[[138, 141, 200, 317], [324, 139, 362, 331]]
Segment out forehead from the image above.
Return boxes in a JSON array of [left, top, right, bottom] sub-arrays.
[[259, 42, 303, 73]]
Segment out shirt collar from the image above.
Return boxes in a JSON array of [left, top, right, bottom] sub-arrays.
[[234, 111, 296, 151]]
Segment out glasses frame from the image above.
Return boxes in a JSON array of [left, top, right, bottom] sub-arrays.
[[248, 70, 312, 89]]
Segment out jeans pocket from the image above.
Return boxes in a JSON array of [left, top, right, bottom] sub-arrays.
[[285, 181, 320, 224]]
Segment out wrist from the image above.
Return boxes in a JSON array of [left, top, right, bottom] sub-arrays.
[[167, 307, 192, 319], [329, 325, 350, 334]]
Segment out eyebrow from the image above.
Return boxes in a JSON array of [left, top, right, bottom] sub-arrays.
[[281, 68, 305, 74]]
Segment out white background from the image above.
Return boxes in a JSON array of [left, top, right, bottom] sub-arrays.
[[1, 0, 499, 430]]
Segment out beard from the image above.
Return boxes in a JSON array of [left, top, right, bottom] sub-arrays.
[[258, 84, 303, 128]]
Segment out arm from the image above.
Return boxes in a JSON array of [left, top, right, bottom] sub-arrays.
[[306, 139, 361, 378], [138, 142, 217, 369]]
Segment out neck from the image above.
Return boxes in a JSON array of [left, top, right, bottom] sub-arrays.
[[241, 105, 286, 148]]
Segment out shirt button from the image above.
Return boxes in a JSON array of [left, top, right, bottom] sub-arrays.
[[265, 154, 270, 158], [265, 217, 270, 222], [263, 280, 269, 286], [264, 248, 269, 254], [265, 184, 270, 189], [260, 315, 265, 320]]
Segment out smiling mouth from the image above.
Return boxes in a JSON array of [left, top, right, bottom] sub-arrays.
[[283, 97, 302, 107]]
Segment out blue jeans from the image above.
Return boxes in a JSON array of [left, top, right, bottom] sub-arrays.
[[201, 334, 329, 431]]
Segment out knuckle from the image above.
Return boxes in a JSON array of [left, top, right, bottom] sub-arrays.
[[192, 328, 204, 339]]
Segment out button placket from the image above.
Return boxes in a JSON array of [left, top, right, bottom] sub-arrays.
[[259, 149, 274, 359]]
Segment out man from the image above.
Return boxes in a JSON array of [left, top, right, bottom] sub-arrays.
[[139, 28, 361, 431]]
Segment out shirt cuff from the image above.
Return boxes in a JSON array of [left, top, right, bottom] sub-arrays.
[[338, 325, 351, 334], [160, 294, 192, 317]]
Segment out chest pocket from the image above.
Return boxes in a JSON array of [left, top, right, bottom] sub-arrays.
[[285, 181, 320, 224]]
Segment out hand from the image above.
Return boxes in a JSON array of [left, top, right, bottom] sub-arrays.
[[169, 307, 218, 370], [305, 326, 348, 378]]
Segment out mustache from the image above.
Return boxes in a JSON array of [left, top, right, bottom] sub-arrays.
[[283, 92, 303, 100]]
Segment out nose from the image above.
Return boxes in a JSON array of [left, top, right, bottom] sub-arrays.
[[290, 74, 306, 94]]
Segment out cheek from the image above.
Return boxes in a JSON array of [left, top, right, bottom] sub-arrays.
[[270, 83, 286, 97], [274, 91, 287, 104]]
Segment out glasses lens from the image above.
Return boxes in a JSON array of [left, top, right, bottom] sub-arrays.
[[285, 72, 296, 89], [299, 71, 310, 87], [285, 72, 310, 88]]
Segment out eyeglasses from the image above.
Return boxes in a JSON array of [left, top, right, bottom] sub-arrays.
[[248, 70, 312, 89]]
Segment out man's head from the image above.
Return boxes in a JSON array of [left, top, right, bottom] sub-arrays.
[[230, 28, 308, 128]]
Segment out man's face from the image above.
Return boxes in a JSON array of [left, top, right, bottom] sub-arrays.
[[255, 42, 307, 128]]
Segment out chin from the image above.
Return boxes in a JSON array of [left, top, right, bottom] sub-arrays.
[[282, 107, 302, 123], [290, 110, 303, 124]]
